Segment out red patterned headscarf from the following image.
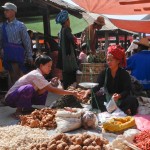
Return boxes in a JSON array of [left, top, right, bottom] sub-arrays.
[[107, 45, 126, 68]]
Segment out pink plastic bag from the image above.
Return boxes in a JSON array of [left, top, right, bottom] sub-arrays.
[[134, 114, 150, 131]]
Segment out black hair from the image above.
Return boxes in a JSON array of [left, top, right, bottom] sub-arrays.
[[27, 29, 33, 34], [81, 43, 87, 50], [35, 54, 52, 68], [138, 44, 149, 52], [133, 34, 138, 39]]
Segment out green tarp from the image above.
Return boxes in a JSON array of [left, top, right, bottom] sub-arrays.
[[21, 15, 87, 36]]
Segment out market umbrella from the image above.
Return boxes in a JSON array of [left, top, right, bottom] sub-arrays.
[[109, 19, 150, 33], [82, 12, 118, 30], [73, 0, 150, 15], [81, 9, 150, 34]]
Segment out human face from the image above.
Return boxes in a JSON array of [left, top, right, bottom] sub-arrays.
[[40, 61, 52, 75], [65, 18, 70, 27], [106, 54, 119, 70], [4, 9, 15, 21], [96, 24, 103, 30]]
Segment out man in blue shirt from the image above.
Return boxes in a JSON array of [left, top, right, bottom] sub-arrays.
[[126, 37, 150, 90], [0, 2, 33, 85]]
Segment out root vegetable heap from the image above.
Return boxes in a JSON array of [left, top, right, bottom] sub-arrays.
[[30, 133, 109, 150], [19, 108, 57, 129]]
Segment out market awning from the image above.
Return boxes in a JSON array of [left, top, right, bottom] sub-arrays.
[[22, 15, 87, 36], [109, 19, 150, 33], [73, 0, 150, 15]]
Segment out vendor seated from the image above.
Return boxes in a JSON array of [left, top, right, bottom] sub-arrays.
[[4, 54, 79, 118], [83, 45, 139, 115]]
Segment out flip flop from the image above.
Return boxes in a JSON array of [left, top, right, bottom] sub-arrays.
[[11, 111, 23, 120]]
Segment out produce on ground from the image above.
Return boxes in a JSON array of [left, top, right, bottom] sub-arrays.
[[19, 108, 57, 129], [30, 132, 109, 150], [133, 130, 150, 150], [0, 125, 50, 150], [51, 95, 83, 108]]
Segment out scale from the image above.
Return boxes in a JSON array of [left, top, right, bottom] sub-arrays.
[[78, 63, 100, 110], [78, 81, 100, 111], [79, 82, 98, 89]]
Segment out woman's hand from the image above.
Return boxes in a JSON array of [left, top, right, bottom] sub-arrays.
[[79, 90, 91, 99], [69, 91, 79, 97], [69, 90, 87, 100], [112, 93, 121, 102]]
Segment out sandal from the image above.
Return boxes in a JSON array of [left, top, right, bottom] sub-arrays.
[[21, 107, 36, 114], [11, 111, 23, 120]]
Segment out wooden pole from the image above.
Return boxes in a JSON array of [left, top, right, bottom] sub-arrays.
[[104, 31, 109, 53], [43, 8, 50, 38]]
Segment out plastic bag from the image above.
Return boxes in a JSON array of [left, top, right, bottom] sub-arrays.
[[56, 117, 81, 133], [103, 116, 136, 132], [55, 108, 82, 132], [104, 98, 118, 113], [82, 111, 98, 129]]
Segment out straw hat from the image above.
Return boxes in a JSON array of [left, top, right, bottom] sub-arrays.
[[94, 16, 105, 26], [134, 38, 150, 47]]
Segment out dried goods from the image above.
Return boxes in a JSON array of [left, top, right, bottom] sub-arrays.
[[103, 116, 135, 132], [19, 108, 57, 129], [51, 95, 83, 108], [104, 135, 132, 150], [133, 130, 150, 150], [0, 125, 50, 150]]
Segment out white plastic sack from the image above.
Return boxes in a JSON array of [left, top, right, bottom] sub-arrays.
[[123, 129, 140, 143], [56, 117, 81, 133], [55, 109, 82, 133], [56, 108, 82, 118], [104, 98, 118, 113]]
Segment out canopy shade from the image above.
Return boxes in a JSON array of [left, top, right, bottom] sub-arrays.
[[82, 13, 149, 34], [109, 19, 150, 33], [22, 15, 87, 36], [73, 0, 150, 15]]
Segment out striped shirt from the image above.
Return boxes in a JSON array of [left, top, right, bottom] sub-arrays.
[[0, 18, 33, 61]]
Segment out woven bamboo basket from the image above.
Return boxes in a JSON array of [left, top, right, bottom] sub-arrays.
[[77, 63, 106, 84], [76, 73, 99, 83], [81, 63, 106, 74]]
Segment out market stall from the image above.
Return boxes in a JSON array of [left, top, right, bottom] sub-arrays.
[[0, 90, 150, 150]]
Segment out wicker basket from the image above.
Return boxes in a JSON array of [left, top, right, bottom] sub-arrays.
[[76, 73, 99, 83], [81, 63, 106, 74]]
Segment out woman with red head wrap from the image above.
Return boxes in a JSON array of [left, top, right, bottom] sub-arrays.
[[83, 45, 138, 115], [107, 45, 126, 68]]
